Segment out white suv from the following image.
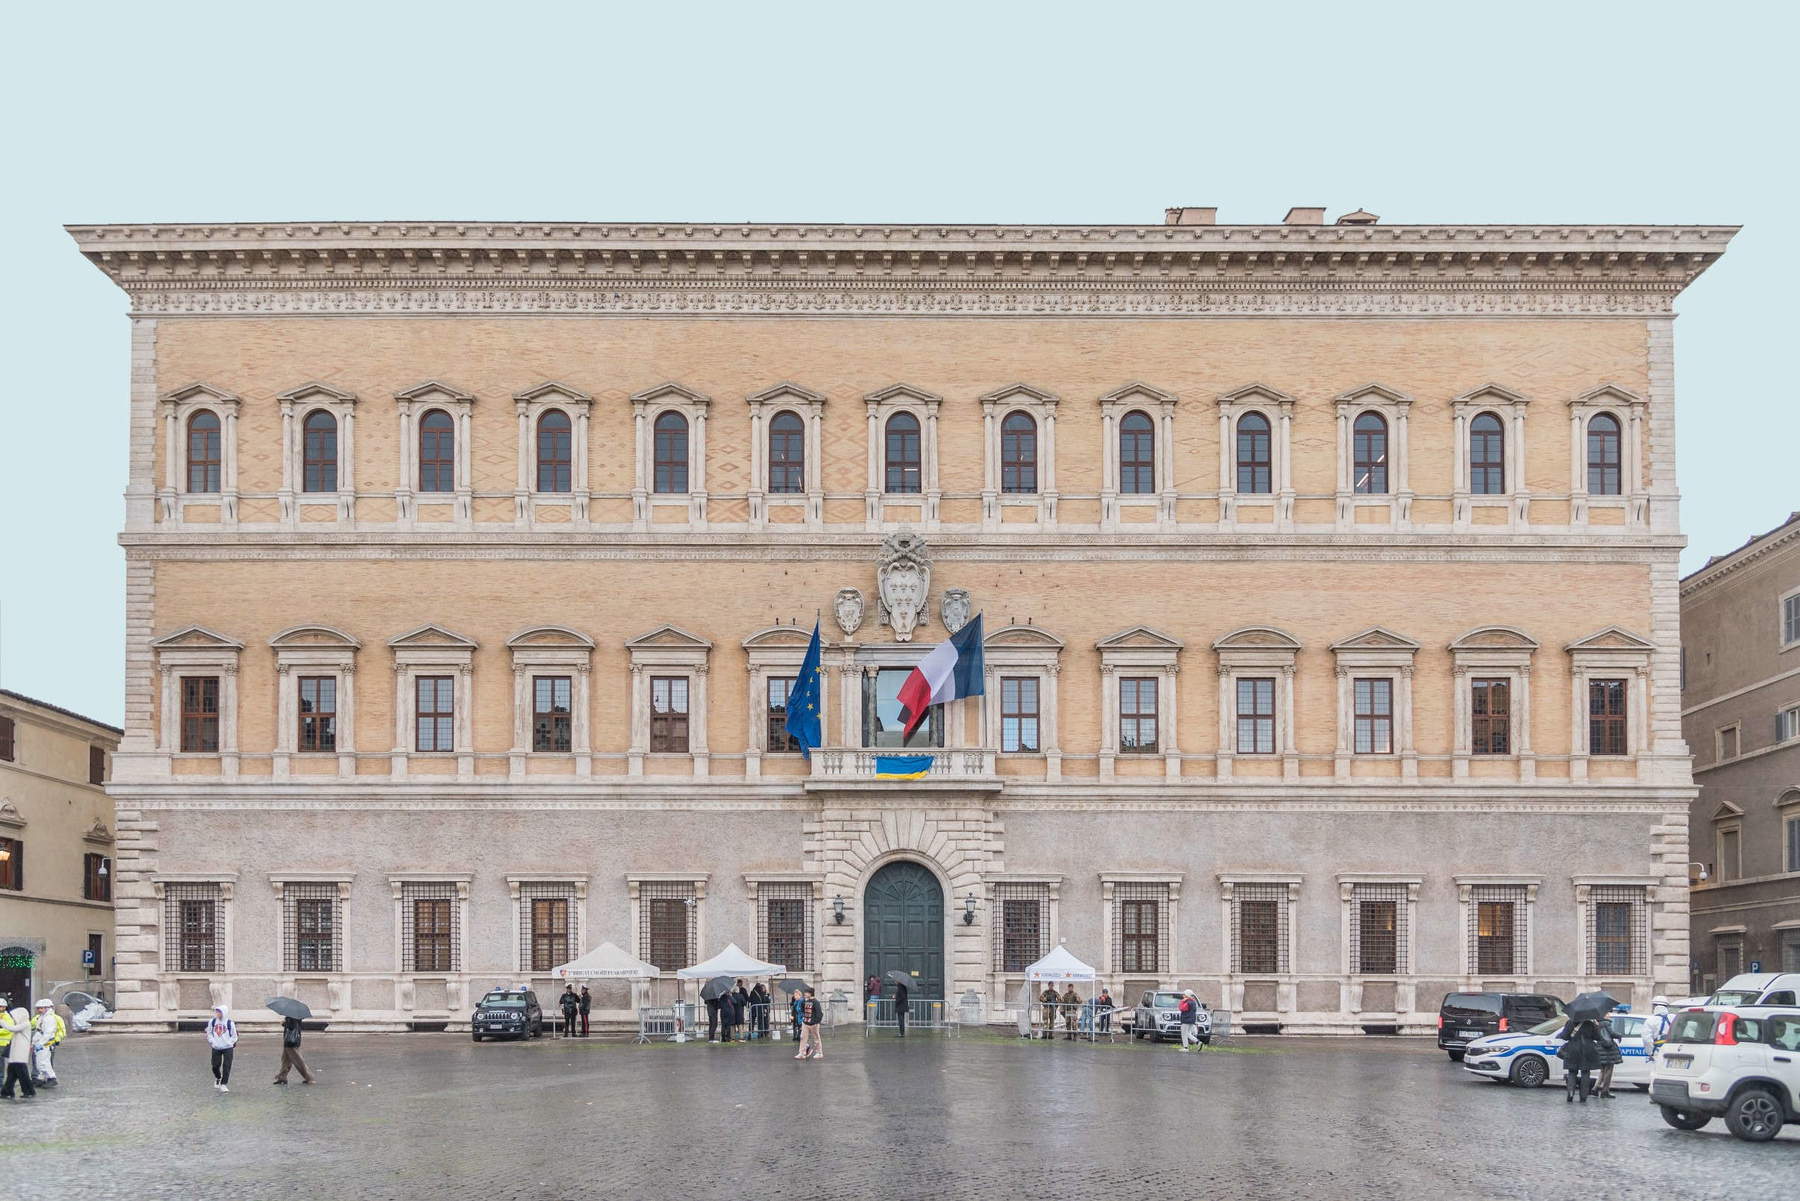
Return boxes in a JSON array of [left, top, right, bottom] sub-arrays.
[[1650, 1007, 1800, 1141]]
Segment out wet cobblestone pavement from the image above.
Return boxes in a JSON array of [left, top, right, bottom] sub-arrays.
[[1, 1031, 1793, 1200]]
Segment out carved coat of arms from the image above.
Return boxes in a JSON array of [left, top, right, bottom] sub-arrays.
[[877, 531, 931, 642], [833, 587, 865, 637], [939, 588, 972, 634]]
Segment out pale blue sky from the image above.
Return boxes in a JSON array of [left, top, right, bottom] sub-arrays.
[[2, 0, 1794, 726]]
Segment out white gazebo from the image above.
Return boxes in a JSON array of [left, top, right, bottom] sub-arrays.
[[547, 941, 660, 1030], [675, 942, 786, 980], [1020, 945, 1104, 1040]]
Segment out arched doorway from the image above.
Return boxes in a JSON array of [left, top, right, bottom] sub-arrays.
[[863, 861, 945, 1000]]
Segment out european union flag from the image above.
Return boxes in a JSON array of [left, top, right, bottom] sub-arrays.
[[784, 621, 825, 758]]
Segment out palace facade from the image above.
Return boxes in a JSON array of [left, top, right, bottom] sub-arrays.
[[71, 208, 1732, 1032]]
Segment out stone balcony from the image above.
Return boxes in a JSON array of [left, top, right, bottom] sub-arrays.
[[805, 747, 1001, 791]]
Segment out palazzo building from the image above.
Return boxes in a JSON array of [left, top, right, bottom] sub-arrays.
[[71, 207, 1732, 1032]]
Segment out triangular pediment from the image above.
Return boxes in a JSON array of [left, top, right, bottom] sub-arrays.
[[276, 381, 357, 405], [1710, 800, 1744, 820], [83, 820, 113, 844], [163, 381, 240, 404], [986, 623, 1065, 649], [1455, 382, 1529, 407], [1572, 383, 1645, 409], [1098, 381, 1175, 408], [1218, 383, 1296, 408], [980, 383, 1058, 409], [150, 625, 245, 650], [741, 625, 816, 649], [865, 383, 942, 408], [1212, 626, 1303, 651], [395, 380, 474, 404], [630, 382, 710, 409], [1448, 625, 1540, 652], [1335, 382, 1412, 408], [0, 800, 24, 829], [1329, 626, 1420, 652], [1565, 626, 1655, 652], [386, 624, 478, 649], [506, 624, 596, 649], [1096, 625, 1184, 650], [514, 381, 593, 404], [748, 382, 826, 408], [268, 624, 361, 649], [625, 624, 713, 650]]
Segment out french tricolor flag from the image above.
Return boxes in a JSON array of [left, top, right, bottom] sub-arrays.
[[898, 613, 985, 737]]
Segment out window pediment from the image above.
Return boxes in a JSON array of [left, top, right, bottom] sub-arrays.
[[395, 380, 474, 405], [0, 800, 24, 829], [630, 382, 710, 411], [1098, 381, 1175, 409], [1211, 626, 1302, 652], [514, 381, 592, 406], [987, 624, 1065, 650], [163, 381, 240, 408], [1776, 789, 1800, 809], [1565, 626, 1654, 653], [1571, 383, 1646, 411], [1334, 382, 1412, 411], [749, 382, 826, 409], [150, 625, 245, 650], [1096, 625, 1183, 651], [506, 624, 596, 649], [1448, 625, 1540, 652], [269, 624, 360, 649], [1453, 382, 1529, 409], [740, 626, 815, 650], [625, 624, 713, 650], [1218, 383, 1297, 411], [1329, 626, 1420, 652], [276, 382, 357, 406], [1711, 800, 1744, 821], [865, 383, 942, 410], [387, 624, 478, 650], [980, 383, 1058, 412]]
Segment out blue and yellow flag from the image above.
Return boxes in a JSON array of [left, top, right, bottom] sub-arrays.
[[874, 754, 934, 780], [783, 621, 825, 758]]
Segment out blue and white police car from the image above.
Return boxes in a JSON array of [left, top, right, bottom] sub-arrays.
[[1462, 1012, 1655, 1089]]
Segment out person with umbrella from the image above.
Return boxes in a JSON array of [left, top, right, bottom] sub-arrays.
[[888, 971, 911, 1038], [205, 1004, 238, 1092], [1557, 990, 1619, 1102], [700, 976, 734, 1043], [268, 997, 316, 1085]]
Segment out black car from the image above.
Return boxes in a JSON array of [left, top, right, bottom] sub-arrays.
[[1438, 991, 1563, 1060], [471, 987, 544, 1041]]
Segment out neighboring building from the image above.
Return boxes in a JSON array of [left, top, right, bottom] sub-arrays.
[[0, 689, 121, 1008], [1682, 512, 1800, 990], [69, 208, 1731, 1033]]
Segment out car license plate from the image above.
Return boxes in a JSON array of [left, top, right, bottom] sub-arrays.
[[1662, 1055, 1692, 1068], [1459, 1030, 1483, 1038]]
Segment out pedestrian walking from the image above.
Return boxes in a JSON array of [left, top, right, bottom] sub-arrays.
[[1060, 985, 1081, 1040], [273, 1015, 315, 1085], [558, 985, 579, 1038], [1095, 987, 1115, 1036], [205, 1004, 238, 1092], [1039, 984, 1059, 1039], [31, 1000, 64, 1087], [578, 985, 591, 1037], [1556, 1018, 1603, 1102], [893, 977, 910, 1038], [1592, 1019, 1623, 1099], [789, 988, 804, 1043], [1, 1007, 35, 1099], [1177, 989, 1204, 1052], [794, 989, 824, 1060]]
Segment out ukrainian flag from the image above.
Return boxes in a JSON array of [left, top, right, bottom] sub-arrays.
[[873, 754, 934, 780]]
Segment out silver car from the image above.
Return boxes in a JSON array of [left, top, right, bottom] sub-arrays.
[[1131, 989, 1211, 1043]]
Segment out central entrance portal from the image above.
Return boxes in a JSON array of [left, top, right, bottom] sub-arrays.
[[863, 860, 945, 1000]]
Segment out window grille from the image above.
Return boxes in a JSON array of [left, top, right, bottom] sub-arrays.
[[1350, 884, 1408, 974], [758, 883, 813, 972], [992, 883, 1051, 972], [282, 883, 340, 972], [401, 881, 460, 973], [639, 881, 696, 972], [1587, 885, 1647, 975], [163, 881, 223, 973], [1468, 885, 1527, 975], [1231, 884, 1289, 974], [1113, 883, 1168, 974], [519, 882, 575, 972]]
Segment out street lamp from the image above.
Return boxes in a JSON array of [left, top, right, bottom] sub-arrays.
[[962, 892, 978, 925], [832, 895, 846, 925]]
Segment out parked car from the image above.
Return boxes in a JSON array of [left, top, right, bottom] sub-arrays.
[[1650, 1006, 1800, 1141], [1707, 973, 1800, 1010], [1437, 992, 1564, 1061], [470, 987, 544, 1041], [1130, 989, 1211, 1043], [1462, 1011, 1654, 1089]]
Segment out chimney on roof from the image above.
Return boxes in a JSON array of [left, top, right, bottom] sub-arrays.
[[1336, 208, 1380, 225], [1163, 207, 1217, 226], [1283, 207, 1326, 226]]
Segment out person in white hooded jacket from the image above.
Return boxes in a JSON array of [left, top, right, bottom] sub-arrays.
[[1, 1007, 35, 1099], [205, 1005, 238, 1092], [31, 999, 64, 1086]]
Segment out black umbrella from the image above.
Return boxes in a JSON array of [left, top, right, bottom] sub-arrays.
[[1565, 991, 1619, 1022], [698, 976, 736, 1002], [265, 996, 312, 1020], [775, 978, 809, 994], [884, 970, 916, 987], [60, 991, 103, 1011]]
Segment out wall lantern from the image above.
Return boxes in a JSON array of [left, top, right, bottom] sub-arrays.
[[963, 892, 978, 925], [832, 895, 846, 925]]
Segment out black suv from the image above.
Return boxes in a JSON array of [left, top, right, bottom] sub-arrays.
[[471, 987, 544, 1041], [1438, 992, 1563, 1060]]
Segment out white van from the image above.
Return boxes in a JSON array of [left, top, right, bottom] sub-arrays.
[[1708, 973, 1800, 1009]]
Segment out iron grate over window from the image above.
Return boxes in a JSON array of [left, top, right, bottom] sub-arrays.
[[1468, 884, 1528, 976], [1113, 882, 1169, 975], [281, 883, 340, 973], [639, 880, 697, 973], [1231, 884, 1289, 974], [1588, 885, 1648, 976], [519, 882, 576, 973], [758, 883, 813, 973], [1350, 884, 1408, 974], [992, 883, 1051, 972], [401, 881, 460, 973], [163, 881, 223, 973]]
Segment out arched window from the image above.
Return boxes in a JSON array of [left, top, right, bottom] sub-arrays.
[[1119, 410, 1156, 495], [301, 410, 338, 493], [1352, 412, 1388, 495], [768, 411, 805, 494], [884, 412, 921, 494], [418, 410, 455, 493], [186, 411, 222, 493], [1469, 412, 1505, 495], [1000, 411, 1038, 494], [536, 410, 572, 493], [653, 411, 689, 493], [1236, 412, 1272, 494], [1586, 413, 1622, 496]]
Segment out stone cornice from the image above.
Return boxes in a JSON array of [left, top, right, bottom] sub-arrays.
[[67, 221, 1736, 318], [1680, 512, 1800, 597]]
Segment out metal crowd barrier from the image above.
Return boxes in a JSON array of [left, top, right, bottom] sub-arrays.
[[863, 997, 953, 1036], [1026, 999, 1124, 1041], [636, 1001, 698, 1044]]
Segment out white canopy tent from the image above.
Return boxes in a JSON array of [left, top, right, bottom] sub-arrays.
[[1019, 945, 1105, 1040], [550, 940, 659, 980], [675, 942, 786, 979]]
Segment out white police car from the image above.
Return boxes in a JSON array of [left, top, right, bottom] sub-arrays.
[[1462, 1012, 1654, 1089]]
